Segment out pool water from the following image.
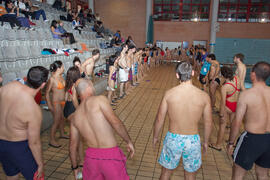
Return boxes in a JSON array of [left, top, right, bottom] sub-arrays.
[[244, 68, 270, 88], [220, 65, 270, 89]]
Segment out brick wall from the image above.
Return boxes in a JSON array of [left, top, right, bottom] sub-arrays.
[[95, 0, 146, 47]]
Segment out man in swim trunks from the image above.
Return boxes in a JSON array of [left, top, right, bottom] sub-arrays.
[[153, 62, 213, 180], [82, 49, 100, 81], [226, 61, 270, 180], [199, 49, 210, 91], [126, 45, 136, 89], [234, 53, 246, 91], [207, 54, 221, 110], [118, 44, 129, 98], [69, 79, 135, 180], [0, 66, 49, 180]]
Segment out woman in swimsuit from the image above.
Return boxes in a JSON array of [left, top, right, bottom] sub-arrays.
[[209, 66, 240, 151], [73, 56, 86, 78], [46, 61, 68, 148], [64, 67, 84, 169]]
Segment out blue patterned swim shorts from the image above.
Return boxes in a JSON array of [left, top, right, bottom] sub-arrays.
[[158, 131, 202, 172]]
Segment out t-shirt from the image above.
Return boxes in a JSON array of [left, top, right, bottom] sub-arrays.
[[200, 61, 211, 75]]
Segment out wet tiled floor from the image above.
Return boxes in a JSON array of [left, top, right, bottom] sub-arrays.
[[0, 65, 261, 179]]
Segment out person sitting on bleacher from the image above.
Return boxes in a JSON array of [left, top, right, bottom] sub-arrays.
[[66, 9, 73, 22], [0, 4, 22, 29], [72, 16, 83, 34], [57, 20, 76, 44], [5, 0, 33, 30], [110, 34, 121, 48], [14, 0, 33, 20], [24, 0, 48, 22], [93, 20, 105, 38], [52, 0, 66, 12], [50, 20, 69, 44], [86, 8, 95, 23]]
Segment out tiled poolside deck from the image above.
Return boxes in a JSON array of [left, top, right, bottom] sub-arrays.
[[0, 65, 261, 180]]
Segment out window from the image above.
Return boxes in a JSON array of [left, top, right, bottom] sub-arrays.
[[218, 0, 270, 23], [153, 0, 211, 21]]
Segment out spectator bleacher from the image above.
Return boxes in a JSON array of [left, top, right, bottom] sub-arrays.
[[0, 0, 115, 85]]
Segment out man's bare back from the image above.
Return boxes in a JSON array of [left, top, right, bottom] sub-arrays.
[[71, 95, 118, 148], [0, 81, 42, 141], [209, 60, 220, 81], [83, 57, 95, 77], [237, 85, 270, 134], [69, 79, 134, 179], [164, 83, 211, 135], [236, 63, 246, 91], [0, 66, 48, 180]]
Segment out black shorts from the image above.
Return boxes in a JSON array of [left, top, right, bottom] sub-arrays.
[[199, 74, 206, 85], [209, 78, 220, 85], [0, 140, 37, 179], [233, 131, 270, 170], [63, 101, 76, 118]]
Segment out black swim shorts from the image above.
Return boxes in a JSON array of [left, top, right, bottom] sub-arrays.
[[233, 131, 270, 170], [199, 74, 206, 85], [0, 139, 38, 180]]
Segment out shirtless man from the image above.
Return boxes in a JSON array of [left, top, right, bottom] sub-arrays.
[[226, 62, 270, 180], [118, 44, 129, 98], [82, 49, 100, 80], [234, 53, 246, 91], [207, 54, 221, 110], [69, 79, 135, 180], [0, 66, 49, 180], [126, 45, 136, 88], [134, 48, 143, 84], [153, 62, 212, 180]]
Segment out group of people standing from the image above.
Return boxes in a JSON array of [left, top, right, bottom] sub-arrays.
[[152, 45, 270, 180], [0, 42, 270, 180]]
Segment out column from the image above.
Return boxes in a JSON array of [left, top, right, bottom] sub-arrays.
[[209, 0, 219, 53], [146, 0, 152, 43], [88, 0, 94, 13]]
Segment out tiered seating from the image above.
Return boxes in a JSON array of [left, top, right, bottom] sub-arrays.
[[0, 0, 116, 85]]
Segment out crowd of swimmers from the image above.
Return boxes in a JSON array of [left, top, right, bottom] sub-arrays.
[[0, 44, 270, 180]]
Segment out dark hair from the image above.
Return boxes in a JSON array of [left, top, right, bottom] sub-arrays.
[[252, 61, 270, 82], [26, 66, 49, 89], [176, 61, 192, 82], [128, 44, 136, 51], [51, 20, 58, 29], [136, 48, 142, 52], [207, 54, 216, 60], [97, 21, 102, 26], [108, 55, 117, 66], [234, 53, 245, 62], [121, 43, 128, 49], [50, 61, 63, 72], [221, 66, 234, 81], [5, 0, 12, 7], [92, 49, 100, 56], [65, 67, 81, 92], [114, 51, 121, 57], [73, 56, 81, 66], [201, 48, 207, 52]]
